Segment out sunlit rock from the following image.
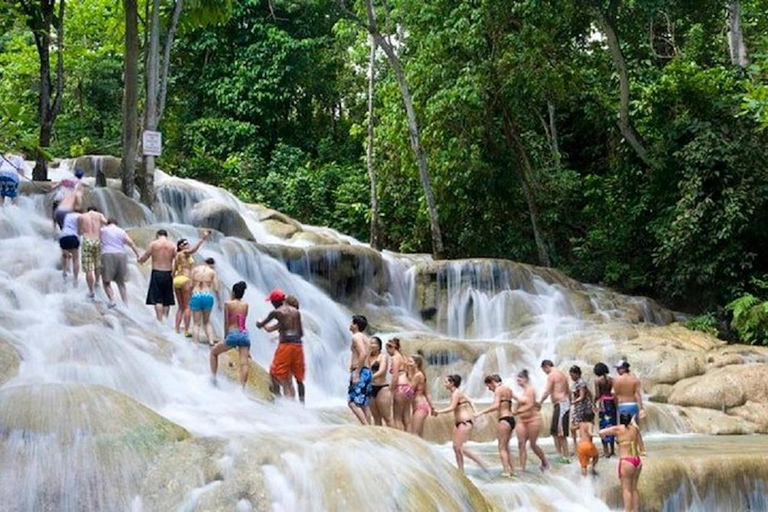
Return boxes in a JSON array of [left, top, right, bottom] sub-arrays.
[[220, 349, 274, 402], [72, 155, 122, 181], [191, 199, 254, 240], [667, 363, 768, 410]]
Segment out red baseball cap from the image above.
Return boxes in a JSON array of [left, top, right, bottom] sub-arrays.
[[266, 289, 286, 302]]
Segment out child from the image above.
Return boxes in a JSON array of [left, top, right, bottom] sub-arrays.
[[577, 409, 599, 476]]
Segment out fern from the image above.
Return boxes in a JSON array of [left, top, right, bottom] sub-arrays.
[[726, 293, 768, 345], [685, 313, 719, 337]]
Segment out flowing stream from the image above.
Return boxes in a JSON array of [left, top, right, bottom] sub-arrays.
[[0, 167, 766, 511]]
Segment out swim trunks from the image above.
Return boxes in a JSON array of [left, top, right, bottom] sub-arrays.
[[145, 270, 175, 306], [101, 253, 127, 283], [617, 402, 640, 418], [270, 342, 305, 382], [348, 366, 373, 407], [225, 330, 250, 348], [577, 440, 599, 469], [81, 238, 102, 273], [189, 291, 214, 312], [0, 176, 19, 199], [59, 235, 80, 251], [551, 401, 570, 437]]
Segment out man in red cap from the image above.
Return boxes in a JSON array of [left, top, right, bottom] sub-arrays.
[[256, 288, 305, 403]]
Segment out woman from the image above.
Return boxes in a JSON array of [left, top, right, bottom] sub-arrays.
[[594, 362, 617, 457], [210, 281, 250, 387], [173, 232, 210, 336], [475, 374, 517, 477], [59, 209, 82, 285], [600, 414, 643, 512], [433, 374, 486, 473], [368, 336, 392, 426], [569, 365, 593, 454], [409, 351, 434, 438], [386, 338, 412, 431], [514, 369, 549, 472]]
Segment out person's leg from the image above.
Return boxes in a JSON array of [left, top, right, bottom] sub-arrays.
[[460, 425, 486, 470], [348, 402, 369, 425], [154, 304, 164, 321], [620, 463, 635, 512], [103, 279, 115, 303], [516, 424, 528, 472], [174, 286, 184, 332], [281, 378, 296, 398], [391, 391, 405, 430], [61, 250, 68, 279], [117, 281, 128, 304], [209, 341, 229, 381], [203, 310, 215, 346], [182, 283, 192, 334], [270, 375, 282, 396], [238, 347, 250, 387], [162, 305, 171, 320], [453, 427, 466, 473], [498, 422, 513, 474], [192, 310, 203, 343], [377, 387, 393, 426], [591, 452, 599, 476], [370, 394, 382, 425], [530, 419, 549, 468], [410, 409, 427, 437], [72, 248, 80, 285]]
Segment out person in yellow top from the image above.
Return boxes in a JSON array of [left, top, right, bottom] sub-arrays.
[[173, 230, 210, 336]]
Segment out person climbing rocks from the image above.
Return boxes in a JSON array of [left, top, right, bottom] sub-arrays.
[[514, 369, 549, 473], [210, 281, 251, 387], [59, 207, 83, 285], [569, 365, 593, 458], [367, 336, 393, 427], [100, 217, 140, 307], [54, 169, 84, 230], [0, 151, 26, 206], [577, 409, 600, 477], [613, 359, 646, 455], [475, 374, 518, 477], [347, 314, 372, 425], [594, 362, 617, 458], [138, 229, 177, 321], [173, 230, 210, 337], [51, 168, 84, 231], [538, 359, 571, 463], [189, 257, 221, 345], [256, 289, 305, 403], [79, 206, 107, 300], [600, 413, 643, 512]]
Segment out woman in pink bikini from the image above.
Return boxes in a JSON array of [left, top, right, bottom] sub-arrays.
[[408, 351, 434, 438], [386, 338, 412, 431], [209, 281, 251, 387], [600, 413, 643, 512], [433, 374, 487, 473]]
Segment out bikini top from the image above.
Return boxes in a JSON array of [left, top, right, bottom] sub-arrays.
[[175, 254, 194, 274], [371, 361, 380, 373], [227, 308, 247, 331]]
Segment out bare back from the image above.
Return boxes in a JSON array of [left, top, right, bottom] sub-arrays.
[[79, 211, 106, 240], [613, 373, 641, 404], [548, 369, 569, 403], [225, 300, 248, 332], [191, 265, 218, 293], [266, 304, 303, 342], [149, 238, 176, 271], [497, 385, 514, 417]]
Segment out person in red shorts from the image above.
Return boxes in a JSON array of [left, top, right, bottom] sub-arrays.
[[256, 289, 306, 403]]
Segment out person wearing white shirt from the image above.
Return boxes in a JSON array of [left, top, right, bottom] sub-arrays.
[[100, 218, 140, 307], [0, 152, 26, 206]]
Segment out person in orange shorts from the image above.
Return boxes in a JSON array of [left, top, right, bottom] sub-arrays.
[[577, 409, 600, 476], [256, 289, 306, 403]]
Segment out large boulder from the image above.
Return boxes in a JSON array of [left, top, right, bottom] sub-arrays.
[[191, 199, 254, 240], [220, 349, 274, 402], [667, 363, 768, 412], [88, 188, 151, 227], [73, 155, 122, 181]]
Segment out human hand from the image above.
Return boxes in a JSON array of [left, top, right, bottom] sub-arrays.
[[639, 409, 647, 420], [202, 229, 211, 239]]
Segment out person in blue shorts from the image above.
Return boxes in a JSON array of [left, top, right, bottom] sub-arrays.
[[348, 315, 373, 424], [210, 281, 250, 387]]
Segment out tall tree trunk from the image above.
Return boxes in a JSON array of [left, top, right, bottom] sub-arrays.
[[121, 0, 139, 197], [547, 100, 561, 168], [499, 103, 552, 267], [28, 0, 65, 181], [359, 0, 443, 258], [158, 0, 183, 123], [727, 2, 749, 68], [594, 5, 653, 168], [140, 0, 161, 206], [366, 35, 381, 250]]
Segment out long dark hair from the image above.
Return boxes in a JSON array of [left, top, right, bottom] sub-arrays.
[[447, 374, 462, 388]]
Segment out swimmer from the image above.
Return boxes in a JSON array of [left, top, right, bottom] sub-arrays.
[[210, 281, 251, 387], [569, 365, 593, 455], [475, 374, 517, 477], [173, 231, 210, 336], [347, 315, 372, 425], [613, 359, 646, 455], [408, 351, 434, 438], [59, 208, 83, 285], [600, 413, 643, 512], [433, 374, 487, 474], [189, 257, 221, 345], [138, 229, 176, 321], [100, 218, 140, 307], [386, 338, 411, 431], [79, 206, 107, 299], [515, 369, 549, 472], [538, 359, 571, 463], [368, 336, 392, 426], [577, 410, 599, 477]]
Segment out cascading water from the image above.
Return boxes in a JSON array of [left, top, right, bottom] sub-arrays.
[[1, 167, 767, 511]]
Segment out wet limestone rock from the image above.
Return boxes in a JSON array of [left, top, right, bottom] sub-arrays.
[[262, 218, 299, 239], [0, 336, 20, 386], [191, 199, 254, 240], [290, 229, 341, 245], [220, 349, 273, 402], [73, 155, 122, 180], [667, 363, 768, 411]]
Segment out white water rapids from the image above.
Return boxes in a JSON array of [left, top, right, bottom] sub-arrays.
[[0, 167, 765, 511]]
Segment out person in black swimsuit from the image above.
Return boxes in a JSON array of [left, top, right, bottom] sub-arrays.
[[368, 336, 392, 426], [476, 374, 518, 477], [433, 374, 487, 473]]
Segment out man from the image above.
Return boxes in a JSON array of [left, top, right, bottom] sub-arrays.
[[189, 258, 221, 345], [54, 169, 85, 229], [0, 152, 25, 206], [138, 229, 177, 321], [100, 218, 140, 307], [52, 168, 84, 230], [347, 315, 372, 425], [538, 359, 571, 463], [79, 206, 107, 299], [256, 289, 305, 403], [613, 359, 646, 454]]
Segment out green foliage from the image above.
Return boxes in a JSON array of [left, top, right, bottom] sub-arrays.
[[726, 293, 768, 345], [685, 312, 719, 337]]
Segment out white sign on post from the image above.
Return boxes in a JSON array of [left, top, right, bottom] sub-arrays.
[[142, 130, 162, 156]]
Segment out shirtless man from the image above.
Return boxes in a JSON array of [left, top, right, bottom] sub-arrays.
[[347, 315, 372, 425], [78, 206, 107, 299], [613, 359, 646, 454], [538, 359, 571, 462], [189, 258, 221, 345], [52, 168, 84, 230], [256, 289, 306, 403], [138, 229, 177, 321], [54, 169, 85, 230]]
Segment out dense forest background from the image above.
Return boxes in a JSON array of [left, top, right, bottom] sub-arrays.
[[2, 0, 768, 338]]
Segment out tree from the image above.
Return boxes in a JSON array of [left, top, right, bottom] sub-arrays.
[[338, 0, 444, 258], [5, 0, 67, 180], [366, 35, 381, 249], [121, 0, 139, 197], [727, 1, 748, 68]]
